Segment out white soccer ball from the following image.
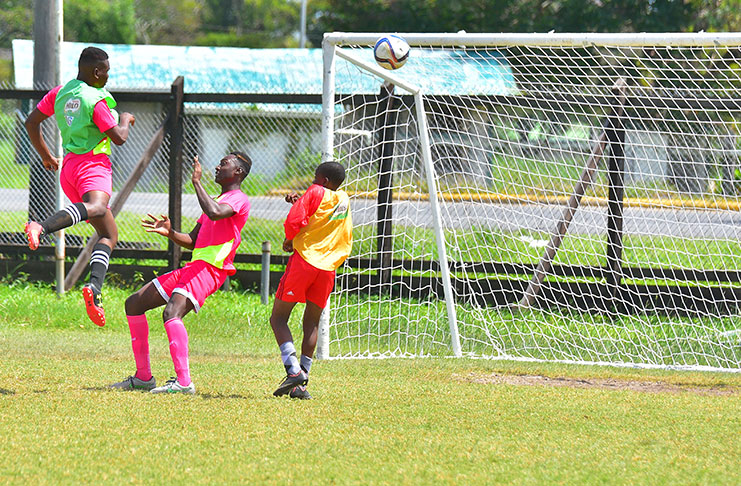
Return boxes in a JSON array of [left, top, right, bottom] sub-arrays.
[[374, 35, 410, 70]]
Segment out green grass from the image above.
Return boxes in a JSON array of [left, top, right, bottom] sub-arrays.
[[6, 206, 737, 271], [331, 294, 741, 369], [349, 223, 741, 270], [0, 139, 31, 189], [0, 283, 739, 484]]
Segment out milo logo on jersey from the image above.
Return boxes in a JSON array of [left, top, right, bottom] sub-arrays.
[[329, 198, 350, 221], [64, 98, 81, 113]]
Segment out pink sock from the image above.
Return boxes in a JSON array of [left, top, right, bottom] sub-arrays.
[[127, 314, 151, 381], [164, 317, 191, 387]]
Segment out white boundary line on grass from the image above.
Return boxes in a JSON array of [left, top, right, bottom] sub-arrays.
[[322, 353, 741, 373]]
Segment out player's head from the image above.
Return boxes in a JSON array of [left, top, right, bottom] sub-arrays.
[[78, 47, 110, 88], [314, 161, 346, 190], [215, 151, 252, 186]]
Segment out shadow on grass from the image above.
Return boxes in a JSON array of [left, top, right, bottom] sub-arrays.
[[200, 392, 251, 400], [81, 386, 256, 399], [0, 388, 15, 395]]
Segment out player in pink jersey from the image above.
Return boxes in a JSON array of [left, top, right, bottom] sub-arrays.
[[24, 47, 135, 327], [109, 152, 252, 394], [270, 161, 353, 399]]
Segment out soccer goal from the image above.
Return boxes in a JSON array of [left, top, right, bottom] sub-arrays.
[[319, 32, 741, 372]]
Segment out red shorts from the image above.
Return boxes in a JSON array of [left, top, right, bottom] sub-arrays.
[[153, 260, 228, 313], [276, 252, 335, 308], [60, 152, 112, 203]]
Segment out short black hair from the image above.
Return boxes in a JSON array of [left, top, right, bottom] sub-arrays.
[[78, 47, 108, 68], [230, 151, 252, 179], [317, 161, 346, 186]]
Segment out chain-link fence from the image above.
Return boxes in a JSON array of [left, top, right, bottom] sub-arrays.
[[0, 85, 324, 276]]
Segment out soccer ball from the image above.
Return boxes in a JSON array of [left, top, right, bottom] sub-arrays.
[[374, 35, 410, 70]]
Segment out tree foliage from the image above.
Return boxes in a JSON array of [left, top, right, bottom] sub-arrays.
[[1, 0, 740, 49], [64, 0, 137, 44], [0, 0, 33, 48], [132, 0, 203, 45], [311, 0, 700, 37], [198, 0, 302, 47]]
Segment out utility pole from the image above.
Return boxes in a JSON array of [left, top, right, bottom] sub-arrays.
[[54, 0, 65, 295], [300, 0, 308, 48], [30, 0, 59, 224]]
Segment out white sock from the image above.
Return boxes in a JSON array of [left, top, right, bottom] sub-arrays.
[[300, 354, 312, 375], [279, 341, 300, 375]]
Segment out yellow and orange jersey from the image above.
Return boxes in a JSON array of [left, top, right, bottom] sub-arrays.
[[284, 184, 353, 271]]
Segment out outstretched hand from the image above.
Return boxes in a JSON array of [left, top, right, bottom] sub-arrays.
[[192, 155, 202, 185], [141, 213, 171, 237]]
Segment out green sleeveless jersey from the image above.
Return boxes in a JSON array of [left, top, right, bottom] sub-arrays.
[[53, 79, 118, 155]]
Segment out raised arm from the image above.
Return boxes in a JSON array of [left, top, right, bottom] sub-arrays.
[[104, 112, 135, 146], [191, 156, 235, 221], [24, 108, 60, 171], [141, 213, 200, 250]]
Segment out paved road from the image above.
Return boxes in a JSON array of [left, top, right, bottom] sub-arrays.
[[4, 189, 741, 240]]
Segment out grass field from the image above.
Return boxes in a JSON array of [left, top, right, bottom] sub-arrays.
[[0, 283, 739, 485]]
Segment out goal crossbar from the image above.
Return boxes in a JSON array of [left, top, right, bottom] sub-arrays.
[[325, 32, 741, 47]]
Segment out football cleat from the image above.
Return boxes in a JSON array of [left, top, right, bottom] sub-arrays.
[[82, 285, 106, 327], [273, 370, 308, 397], [150, 377, 195, 395], [109, 375, 156, 391], [24, 221, 43, 250], [289, 385, 312, 400]]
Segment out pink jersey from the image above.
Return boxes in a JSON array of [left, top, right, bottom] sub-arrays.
[[193, 190, 251, 274], [37, 85, 117, 166]]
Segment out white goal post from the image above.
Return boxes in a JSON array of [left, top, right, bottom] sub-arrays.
[[320, 32, 741, 372]]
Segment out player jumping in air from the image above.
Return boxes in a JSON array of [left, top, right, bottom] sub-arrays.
[[270, 161, 353, 399], [24, 46, 135, 327], [109, 153, 251, 394]]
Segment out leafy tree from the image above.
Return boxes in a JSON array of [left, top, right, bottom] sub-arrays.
[[312, 0, 701, 35], [198, 0, 302, 47], [692, 0, 741, 32], [132, 0, 202, 45], [0, 0, 33, 48], [64, 0, 137, 44]]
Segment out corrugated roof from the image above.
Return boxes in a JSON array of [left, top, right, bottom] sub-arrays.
[[13, 39, 516, 96]]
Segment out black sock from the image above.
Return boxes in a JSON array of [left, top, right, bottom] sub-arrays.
[[40, 203, 88, 234], [88, 243, 111, 294]]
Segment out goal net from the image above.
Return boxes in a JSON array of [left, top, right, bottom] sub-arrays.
[[320, 33, 741, 372]]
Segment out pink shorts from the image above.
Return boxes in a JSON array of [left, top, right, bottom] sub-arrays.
[[153, 260, 228, 313], [60, 152, 112, 203], [276, 252, 335, 308]]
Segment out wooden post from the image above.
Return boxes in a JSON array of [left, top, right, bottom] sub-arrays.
[[167, 76, 185, 271], [516, 79, 628, 309], [64, 122, 167, 290], [376, 83, 398, 291]]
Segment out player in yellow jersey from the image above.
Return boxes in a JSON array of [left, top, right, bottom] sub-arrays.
[[270, 162, 353, 399]]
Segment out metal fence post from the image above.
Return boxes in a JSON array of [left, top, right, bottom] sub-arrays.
[[167, 76, 185, 271], [261, 240, 271, 305], [605, 80, 628, 310], [376, 83, 398, 294]]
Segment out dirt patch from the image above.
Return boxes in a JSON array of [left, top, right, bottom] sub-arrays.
[[458, 372, 740, 396]]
